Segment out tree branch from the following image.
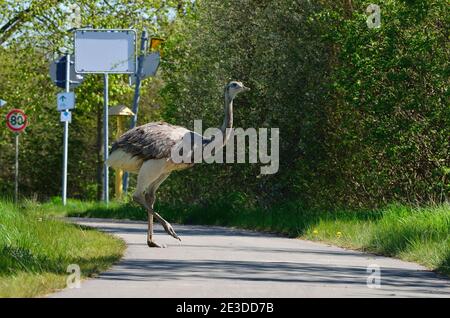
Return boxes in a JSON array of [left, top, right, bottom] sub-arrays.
[[0, 7, 32, 44]]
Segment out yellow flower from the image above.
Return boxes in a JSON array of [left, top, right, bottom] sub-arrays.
[[336, 231, 342, 238], [313, 229, 319, 235]]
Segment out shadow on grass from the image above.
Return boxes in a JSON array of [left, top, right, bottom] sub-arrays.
[[66, 199, 385, 238], [158, 200, 385, 238], [68, 203, 146, 221]]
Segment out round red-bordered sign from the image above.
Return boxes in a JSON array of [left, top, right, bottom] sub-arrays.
[[6, 109, 27, 133]]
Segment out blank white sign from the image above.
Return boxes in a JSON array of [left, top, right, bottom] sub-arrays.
[[74, 30, 136, 74]]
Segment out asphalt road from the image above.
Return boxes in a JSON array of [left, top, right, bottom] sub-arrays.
[[51, 218, 450, 298]]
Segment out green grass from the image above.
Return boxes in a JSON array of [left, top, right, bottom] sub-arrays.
[[0, 199, 125, 297], [45, 197, 450, 277]]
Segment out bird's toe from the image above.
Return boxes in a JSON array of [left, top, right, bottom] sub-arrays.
[[147, 240, 165, 248], [163, 223, 181, 241]]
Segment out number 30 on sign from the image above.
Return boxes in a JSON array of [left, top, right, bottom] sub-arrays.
[[6, 109, 27, 133]]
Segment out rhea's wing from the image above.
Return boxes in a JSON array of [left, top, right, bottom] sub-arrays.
[[111, 122, 191, 161]]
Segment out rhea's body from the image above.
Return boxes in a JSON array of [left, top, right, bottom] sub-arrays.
[[107, 122, 194, 173], [106, 81, 250, 248]]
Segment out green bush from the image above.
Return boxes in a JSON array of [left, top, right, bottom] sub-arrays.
[[159, 0, 449, 208]]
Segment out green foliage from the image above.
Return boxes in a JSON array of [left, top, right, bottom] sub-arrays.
[[322, 0, 450, 205], [159, 0, 449, 208], [0, 1, 184, 200], [161, 0, 332, 206], [0, 1, 448, 208]]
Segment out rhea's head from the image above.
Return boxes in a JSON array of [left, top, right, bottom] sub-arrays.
[[226, 81, 250, 100]]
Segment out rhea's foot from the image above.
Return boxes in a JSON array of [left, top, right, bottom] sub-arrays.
[[147, 240, 166, 248], [161, 221, 181, 241]]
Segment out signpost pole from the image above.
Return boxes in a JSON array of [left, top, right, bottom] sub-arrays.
[[14, 133, 19, 204], [103, 73, 109, 204], [123, 30, 148, 194], [6, 109, 27, 204], [62, 54, 70, 206]]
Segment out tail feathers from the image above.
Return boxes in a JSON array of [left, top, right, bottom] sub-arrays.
[[107, 149, 143, 173]]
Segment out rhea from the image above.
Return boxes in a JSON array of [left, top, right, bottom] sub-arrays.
[[107, 81, 250, 247]]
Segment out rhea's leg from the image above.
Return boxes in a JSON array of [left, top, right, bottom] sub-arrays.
[[146, 212, 164, 248], [144, 190, 181, 242], [134, 160, 167, 248], [143, 191, 164, 248], [145, 172, 181, 241], [153, 211, 181, 241]]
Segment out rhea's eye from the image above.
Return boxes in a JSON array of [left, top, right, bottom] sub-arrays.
[[231, 83, 238, 88]]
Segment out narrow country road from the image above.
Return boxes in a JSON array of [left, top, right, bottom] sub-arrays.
[[51, 218, 450, 298]]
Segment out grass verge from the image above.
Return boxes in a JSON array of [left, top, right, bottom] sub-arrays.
[[43, 197, 449, 277], [0, 199, 125, 297]]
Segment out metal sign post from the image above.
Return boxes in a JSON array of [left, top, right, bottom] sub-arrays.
[[103, 74, 109, 203], [6, 109, 27, 204], [50, 53, 78, 206], [14, 133, 19, 204], [62, 53, 70, 206]]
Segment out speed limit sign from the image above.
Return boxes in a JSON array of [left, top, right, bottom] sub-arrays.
[[6, 109, 27, 133]]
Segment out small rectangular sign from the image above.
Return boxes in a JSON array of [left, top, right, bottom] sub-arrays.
[[142, 52, 160, 78], [57, 92, 75, 111], [130, 52, 160, 85], [60, 110, 72, 123]]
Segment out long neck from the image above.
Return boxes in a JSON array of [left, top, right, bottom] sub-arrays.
[[220, 90, 233, 144], [201, 90, 234, 162]]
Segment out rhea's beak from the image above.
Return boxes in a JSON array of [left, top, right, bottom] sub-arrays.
[[243, 86, 250, 92]]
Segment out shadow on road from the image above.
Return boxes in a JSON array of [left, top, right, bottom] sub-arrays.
[[71, 218, 450, 297], [98, 258, 450, 295]]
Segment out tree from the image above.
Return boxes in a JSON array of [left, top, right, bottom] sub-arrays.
[[0, 0, 187, 200]]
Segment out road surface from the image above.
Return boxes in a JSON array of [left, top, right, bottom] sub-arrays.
[[51, 218, 450, 298]]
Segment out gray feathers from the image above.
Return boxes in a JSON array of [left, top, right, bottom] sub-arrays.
[[111, 121, 187, 161], [111, 121, 212, 161]]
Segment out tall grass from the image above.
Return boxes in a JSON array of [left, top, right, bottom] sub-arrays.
[[48, 197, 449, 277], [0, 199, 125, 297]]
